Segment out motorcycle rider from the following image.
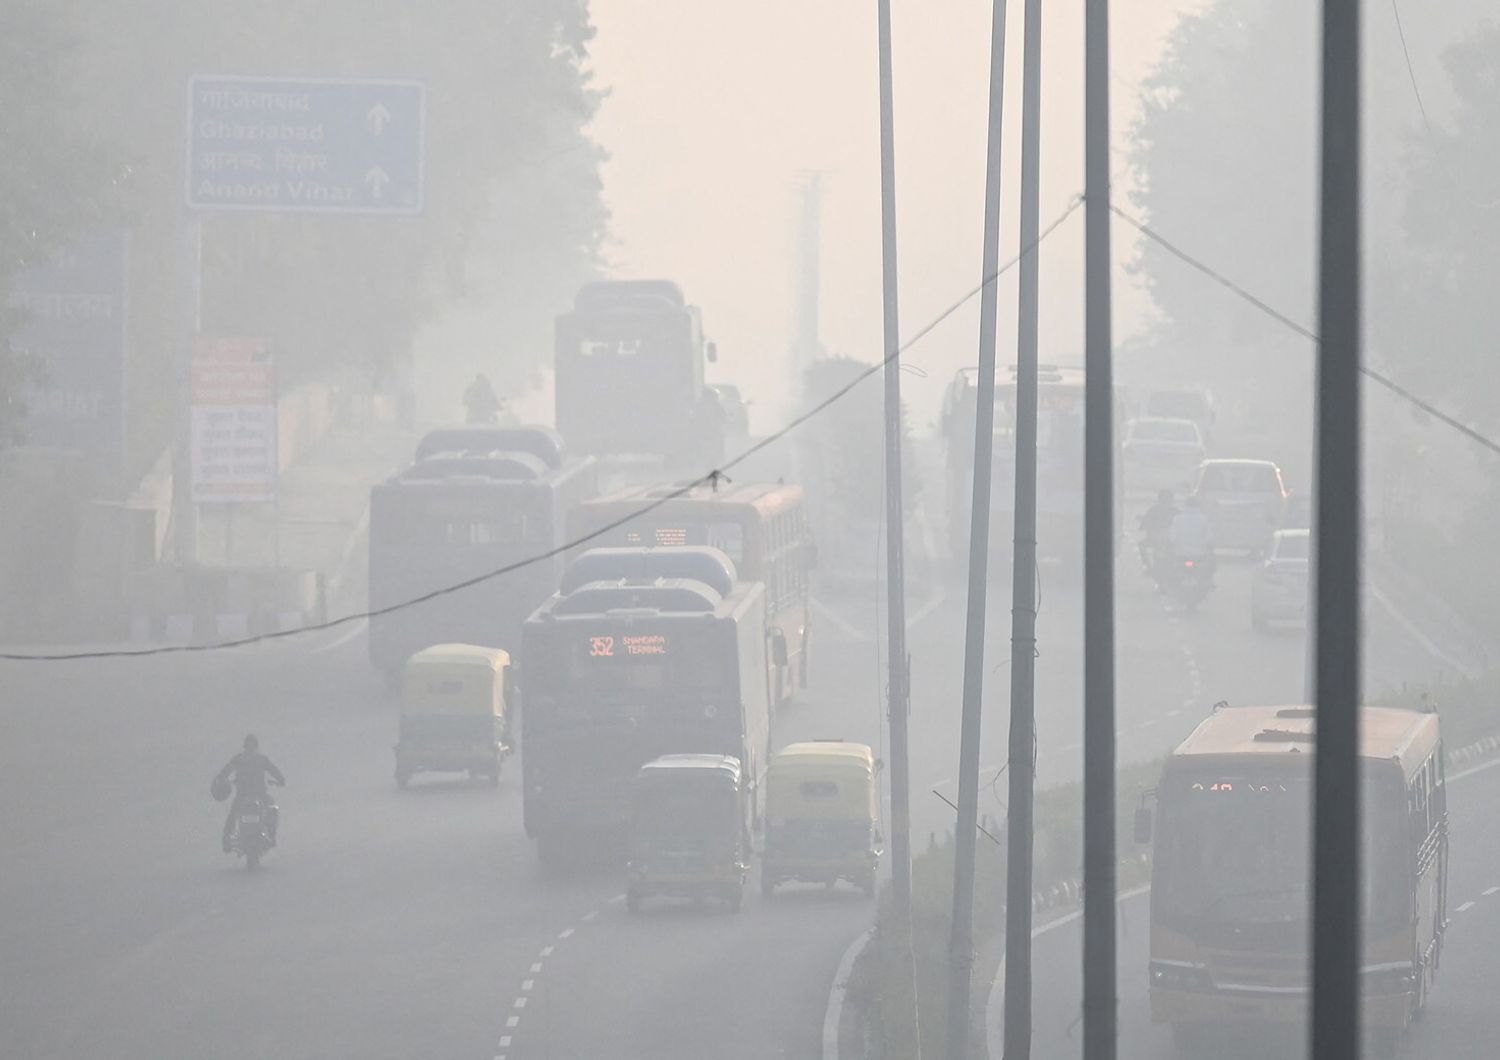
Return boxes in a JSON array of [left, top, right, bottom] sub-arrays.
[[1167, 495, 1216, 584], [215, 734, 285, 853], [1138, 489, 1178, 572], [463, 373, 503, 425]]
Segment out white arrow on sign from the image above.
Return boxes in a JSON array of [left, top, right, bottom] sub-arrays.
[[365, 166, 390, 199], [366, 103, 392, 135]]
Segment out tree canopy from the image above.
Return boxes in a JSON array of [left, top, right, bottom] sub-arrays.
[[1, 1, 607, 471]]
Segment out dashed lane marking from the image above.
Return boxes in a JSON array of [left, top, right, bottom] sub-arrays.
[[1485, 887, 1500, 897], [513, 997, 528, 1009], [500, 1037, 511, 1048], [1457, 901, 1476, 913], [608, 893, 626, 905], [521, 979, 535, 992], [539, 945, 554, 957], [530, 962, 542, 973], [582, 910, 599, 922], [557, 927, 575, 940], [506, 1016, 520, 1029]]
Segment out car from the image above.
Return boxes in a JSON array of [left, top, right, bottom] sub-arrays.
[[1192, 458, 1286, 555], [1123, 416, 1207, 496], [1143, 388, 1216, 447], [1252, 529, 1310, 631], [708, 383, 750, 438]]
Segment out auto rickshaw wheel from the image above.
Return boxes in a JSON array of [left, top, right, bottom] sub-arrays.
[[395, 768, 411, 789]]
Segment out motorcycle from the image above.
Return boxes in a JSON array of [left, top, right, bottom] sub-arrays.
[[227, 784, 282, 870], [1155, 554, 1213, 610]]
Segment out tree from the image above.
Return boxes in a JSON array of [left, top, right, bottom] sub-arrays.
[[1126, 0, 1494, 428], [0, 0, 127, 447], [1377, 20, 1500, 432], [56, 1, 608, 476]]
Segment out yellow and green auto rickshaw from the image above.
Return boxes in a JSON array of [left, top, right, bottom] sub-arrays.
[[394, 644, 512, 788], [626, 754, 750, 914], [762, 741, 882, 898]]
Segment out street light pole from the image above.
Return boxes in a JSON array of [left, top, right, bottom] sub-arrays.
[[876, 1, 920, 1053], [945, 0, 1008, 1055], [1003, 0, 1043, 1053], [1082, 0, 1117, 1053], [1313, 0, 1363, 1056]]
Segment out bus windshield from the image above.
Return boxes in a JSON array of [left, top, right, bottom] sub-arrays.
[[1154, 769, 1408, 930]]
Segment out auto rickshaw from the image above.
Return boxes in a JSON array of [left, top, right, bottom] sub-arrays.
[[394, 644, 512, 788], [626, 754, 750, 914], [762, 741, 882, 898]]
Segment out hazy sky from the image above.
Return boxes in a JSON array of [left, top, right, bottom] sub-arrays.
[[587, 0, 1203, 430]]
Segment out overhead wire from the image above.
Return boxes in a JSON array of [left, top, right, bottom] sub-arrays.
[[1, 194, 1087, 663]]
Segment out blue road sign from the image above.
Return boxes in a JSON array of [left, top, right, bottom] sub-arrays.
[[187, 76, 424, 214], [9, 232, 129, 459]]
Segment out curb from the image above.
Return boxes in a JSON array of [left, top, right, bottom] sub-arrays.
[[823, 926, 875, 1060]]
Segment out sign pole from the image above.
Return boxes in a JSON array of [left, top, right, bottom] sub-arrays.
[[946, 0, 1008, 1054], [172, 210, 201, 564], [876, 1, 921, 1054], [1003, 0, 1044, 1051]]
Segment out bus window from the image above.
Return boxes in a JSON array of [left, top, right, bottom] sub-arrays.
[[703, 521, 745, 566]]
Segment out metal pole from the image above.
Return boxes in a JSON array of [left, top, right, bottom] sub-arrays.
[[946, 0, 1008, 1055], [172, 211, 201, 564], [1002, 0, 1043, 1052], [876, 1, 920, 1054], [1313, 0, 1362, 1055], [1082, 0, 1116, 1052]]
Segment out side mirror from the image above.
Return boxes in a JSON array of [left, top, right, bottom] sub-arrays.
[[874, 757, 885, 774], [705, 341, 719, 364], [1133, 806, 1153, 845]]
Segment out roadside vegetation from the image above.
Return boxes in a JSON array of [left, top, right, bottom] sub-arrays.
[[848, 758, 1164, 1059]]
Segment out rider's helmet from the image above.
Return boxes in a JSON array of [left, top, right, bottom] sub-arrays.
[[243, 734, 259, 752]]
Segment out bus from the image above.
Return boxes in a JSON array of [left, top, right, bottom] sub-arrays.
[[520, 547, 773, 865], [554, 279, 723, 468], [565, 481, 812, 707], [367, 427, 597, 680], [940, 364, 1123, 571], [1139, 703, 1447, 1054]]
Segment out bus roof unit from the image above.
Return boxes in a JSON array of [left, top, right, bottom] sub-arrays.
[[559, 546, 738, 597], [1171, 704, 1441, 777]]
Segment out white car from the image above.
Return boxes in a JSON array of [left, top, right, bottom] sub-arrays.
[[1123, 417, 1206, 496], [1143, 388, 1216, 447], [1252, 529, 1310, 631], [1193, 458, 1286, 554]]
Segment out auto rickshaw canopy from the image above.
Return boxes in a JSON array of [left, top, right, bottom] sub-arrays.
[[767, 741, 878, 820], [401, 644, 510, 719]]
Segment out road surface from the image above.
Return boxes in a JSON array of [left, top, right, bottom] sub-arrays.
[[0, 506, 1483, 1059]]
